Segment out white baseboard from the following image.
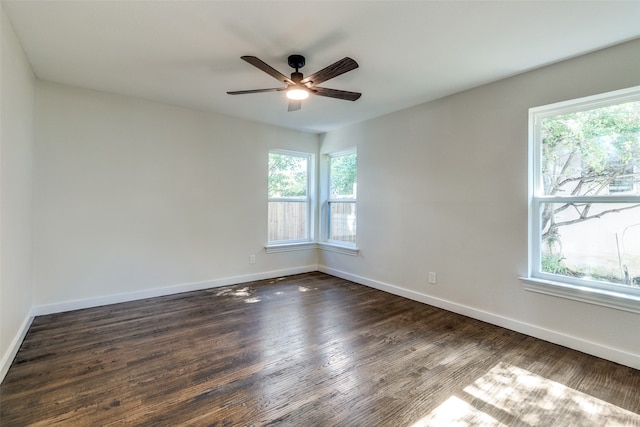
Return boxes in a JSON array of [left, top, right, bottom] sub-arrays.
[[1, 310, 35, 384], [318, 265, 640, 370], [33, 265, 317, 316]]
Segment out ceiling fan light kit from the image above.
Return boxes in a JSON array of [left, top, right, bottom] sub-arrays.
[[227, 54, 361, 111], [286, 88, 309, 100]]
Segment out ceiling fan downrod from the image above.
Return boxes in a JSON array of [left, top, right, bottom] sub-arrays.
[[288, 54, 305, 83]]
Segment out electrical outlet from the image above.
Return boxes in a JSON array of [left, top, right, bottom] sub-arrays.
[[428, 272, 437, 284], [249, 254, 256, 264]]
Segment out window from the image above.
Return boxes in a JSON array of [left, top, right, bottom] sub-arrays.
[[526, 86, 640, 311], [327, 150, 357, 245], [267, 150, 313, 244]]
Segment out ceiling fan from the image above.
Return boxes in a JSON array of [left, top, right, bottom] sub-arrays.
[[227, 54, 361, 112]]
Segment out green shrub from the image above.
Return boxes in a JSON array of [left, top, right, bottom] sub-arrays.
[[541, 253, 569, 275]]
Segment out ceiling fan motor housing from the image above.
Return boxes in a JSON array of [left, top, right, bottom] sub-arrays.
[[291, 72, 303, 84], [288, 54, 305, 71]]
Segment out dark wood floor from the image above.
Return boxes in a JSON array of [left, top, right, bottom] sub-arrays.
[[1, 272, 639, 426]]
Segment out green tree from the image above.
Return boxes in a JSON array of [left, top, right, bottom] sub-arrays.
[[540, 101, 640, 264], [268, 153, 308, 198], [330, 153, 357, 197]]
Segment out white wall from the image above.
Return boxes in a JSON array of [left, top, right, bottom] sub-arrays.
[[33, 82, 319, 311], [0, 4, 36, 378], [320, 39, 640, 368]]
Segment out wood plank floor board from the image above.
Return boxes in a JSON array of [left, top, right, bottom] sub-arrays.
[[1, 272, 639, 426]]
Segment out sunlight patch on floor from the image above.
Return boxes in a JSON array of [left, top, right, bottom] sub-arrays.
[[214, 286, 253, 297], [410, 362, 640, 426], [410, 396, 506, 427]]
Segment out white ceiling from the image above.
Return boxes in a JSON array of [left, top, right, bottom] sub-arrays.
[[3, 1, 640, 133]]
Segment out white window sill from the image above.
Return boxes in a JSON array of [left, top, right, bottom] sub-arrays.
[[519, 277, 640, 314], [265, 242, 317, 253], [318, 242, 359, 256], [264, 242, 360, 256]]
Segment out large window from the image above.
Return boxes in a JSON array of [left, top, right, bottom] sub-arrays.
[[327, 150, 357, 245], [268, 150, 313, 244], [528, 86, 640, 309]]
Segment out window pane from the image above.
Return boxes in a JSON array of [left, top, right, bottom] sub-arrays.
[[540, 101, 640, 197], [329, 202, 356, 243], [330, 153, 357, 198], [268, 153, 308, 198], [268, 201, 308, 241], [539, 202, 640, 286]]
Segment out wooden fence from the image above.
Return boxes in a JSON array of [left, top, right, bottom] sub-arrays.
[[268, 201, 307, 241], [268, 201, 357, 244], [329, 201, 356, 243]]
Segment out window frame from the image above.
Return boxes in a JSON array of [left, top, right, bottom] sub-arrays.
[[320, 148, 358, 254], [523, 86, 640, 313], [266, 149, 315, 248]]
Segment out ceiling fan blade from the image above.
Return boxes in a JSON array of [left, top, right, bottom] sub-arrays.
[[227, 87, 286, 95], [300, 57, 359, 86], [288, 100, 302, 112], [312, 87, 361, 101], [241, 56, 295, 85]]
